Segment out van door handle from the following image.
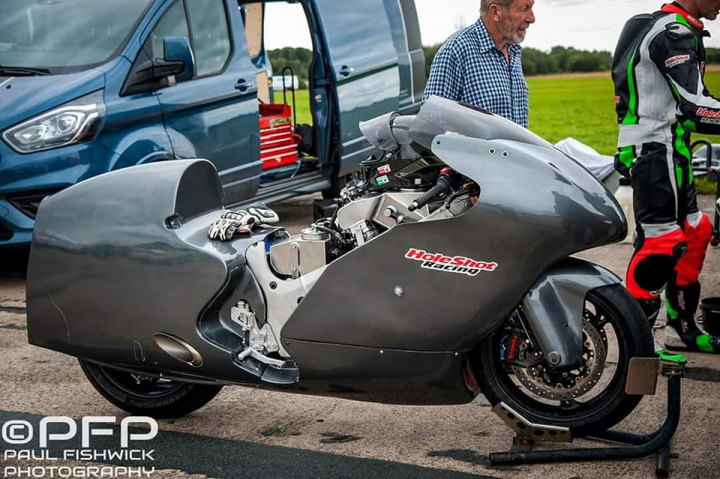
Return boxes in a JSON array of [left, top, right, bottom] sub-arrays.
[[339, 65, 354, 77], [235, 79, 255, 93]]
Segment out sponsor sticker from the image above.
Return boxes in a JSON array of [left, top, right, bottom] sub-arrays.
[[404, 248, 498, 277], [376, 175, 390, 186], [270, 117, 291, 127], [377, 164, 391, 175], [665, 54, 690, 69], [696, 107, 720, 119]]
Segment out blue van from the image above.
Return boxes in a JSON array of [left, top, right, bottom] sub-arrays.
[[0, 0, 425, 247]]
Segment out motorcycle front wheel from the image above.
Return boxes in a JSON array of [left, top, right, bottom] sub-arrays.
[[472, 284, 654, 437], [79, 360, 223, 418]]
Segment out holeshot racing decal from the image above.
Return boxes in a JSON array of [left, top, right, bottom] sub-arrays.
[[405, 248, 498, 277], [664, 54, 690, 69], [696, 107, 720, 125]]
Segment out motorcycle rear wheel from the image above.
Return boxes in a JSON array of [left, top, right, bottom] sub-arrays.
[[79, 360, 223, 418], [473, 284, 654, 437]]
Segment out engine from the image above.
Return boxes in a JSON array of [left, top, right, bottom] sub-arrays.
[[267, 111, 480, 279], [268, 154, 479, 279]]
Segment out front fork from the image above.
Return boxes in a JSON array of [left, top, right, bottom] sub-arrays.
[[519, 257, 621, 369]]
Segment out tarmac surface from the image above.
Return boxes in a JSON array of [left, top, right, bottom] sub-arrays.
[[1, 193, 719, 479]]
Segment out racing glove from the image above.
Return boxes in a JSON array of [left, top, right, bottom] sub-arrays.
[[247, 202, 280, 225], [207, 203, 280, 241], [207, 212, 254, 241]]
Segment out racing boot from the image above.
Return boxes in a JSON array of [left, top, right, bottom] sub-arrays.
[[638, 298, 687, 363], [664, 282, 720, 354]]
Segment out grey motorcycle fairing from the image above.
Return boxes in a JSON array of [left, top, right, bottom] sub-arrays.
[[27, 160, 267, 384], [282, 131, 625, 361]]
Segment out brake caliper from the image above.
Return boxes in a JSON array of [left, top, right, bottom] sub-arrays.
[[500, 328, 527, 366]]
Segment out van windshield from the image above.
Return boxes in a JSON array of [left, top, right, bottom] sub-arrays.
[[0, 0, 152, 74]]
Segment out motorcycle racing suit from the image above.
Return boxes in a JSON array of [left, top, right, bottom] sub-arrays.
[[612, 2, 719, 356]]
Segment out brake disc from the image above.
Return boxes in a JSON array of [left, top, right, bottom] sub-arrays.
[[511, 319, 607, 401]]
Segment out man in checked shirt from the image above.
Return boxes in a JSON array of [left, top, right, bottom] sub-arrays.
[[422, 0, 535, 128]]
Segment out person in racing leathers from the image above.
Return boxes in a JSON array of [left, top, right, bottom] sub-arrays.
[[612, 0, 720, 360]]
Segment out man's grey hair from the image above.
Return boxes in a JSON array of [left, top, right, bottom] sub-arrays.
[[480, 0, 513, 14]]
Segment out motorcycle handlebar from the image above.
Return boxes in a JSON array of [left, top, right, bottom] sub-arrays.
[[408, 175, 452, 212]]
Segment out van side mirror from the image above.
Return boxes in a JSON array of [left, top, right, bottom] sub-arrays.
[[121, 36, 195, 96], [163, 36, 195, 83]]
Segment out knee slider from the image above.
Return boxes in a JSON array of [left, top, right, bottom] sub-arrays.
[[628, 229, 685, 297], [633, 253, 676, 293]]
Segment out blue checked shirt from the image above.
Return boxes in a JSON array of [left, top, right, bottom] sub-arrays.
[[422, 19, 529, 128]]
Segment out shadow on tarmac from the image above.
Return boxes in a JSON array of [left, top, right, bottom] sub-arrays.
[[0, 247, 29, 278], [0, 411, 501, 479]]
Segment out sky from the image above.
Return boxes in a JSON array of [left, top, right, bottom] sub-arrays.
[[264, 0, 720, 52]]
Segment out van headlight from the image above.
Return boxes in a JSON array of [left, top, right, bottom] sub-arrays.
[[2, 90, 106, 154]]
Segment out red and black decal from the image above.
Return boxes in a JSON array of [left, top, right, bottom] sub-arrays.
[[405, 248, 499, 277]]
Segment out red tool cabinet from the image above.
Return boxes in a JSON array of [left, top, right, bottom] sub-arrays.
[[259, 103, 298, 171]]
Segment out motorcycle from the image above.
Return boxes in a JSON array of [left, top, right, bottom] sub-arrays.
[[26, 96, 654, 438]]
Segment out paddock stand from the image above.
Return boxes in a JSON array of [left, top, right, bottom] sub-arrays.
[[489, 358, 684, 478]]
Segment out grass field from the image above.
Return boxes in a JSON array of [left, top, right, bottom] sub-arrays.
[[276, 72, 720, 154], [529, 72, 720, 194], [273, 90, 311, 125], [276, 73, 719, 193], [527, 71, 720, 156]]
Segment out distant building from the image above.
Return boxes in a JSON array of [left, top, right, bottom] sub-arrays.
[[271, 75, 299, 90]]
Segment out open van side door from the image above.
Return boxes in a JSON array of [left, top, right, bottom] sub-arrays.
[[312, 0, 401, 176], [384, 0, 425, 114]]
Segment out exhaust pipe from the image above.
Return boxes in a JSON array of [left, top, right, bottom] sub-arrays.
[[153, 333, 203, 367]]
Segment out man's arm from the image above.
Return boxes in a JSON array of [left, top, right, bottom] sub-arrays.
[[422, 44, 463, 103], [651, 22, 720, 133]]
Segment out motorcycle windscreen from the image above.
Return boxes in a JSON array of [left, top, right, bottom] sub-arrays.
[[282, 98, 626, 353]]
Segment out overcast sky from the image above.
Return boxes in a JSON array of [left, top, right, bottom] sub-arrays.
[[264, 0, 720, 52]]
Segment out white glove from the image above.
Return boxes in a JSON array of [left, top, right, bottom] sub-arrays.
[[207, 204, 280, 241], [247, 202, 280, 225], [207, 213, 253, 241]]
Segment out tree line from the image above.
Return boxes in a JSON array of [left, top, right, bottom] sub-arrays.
[[268, 47, 312, 89], [423, 44, 720, 76], [423, 45, 611, 76], [269, 46, 720, 83]]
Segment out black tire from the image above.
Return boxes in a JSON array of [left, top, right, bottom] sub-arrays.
[[79, 360, 223, 419], [473, 284, 654, 437]]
